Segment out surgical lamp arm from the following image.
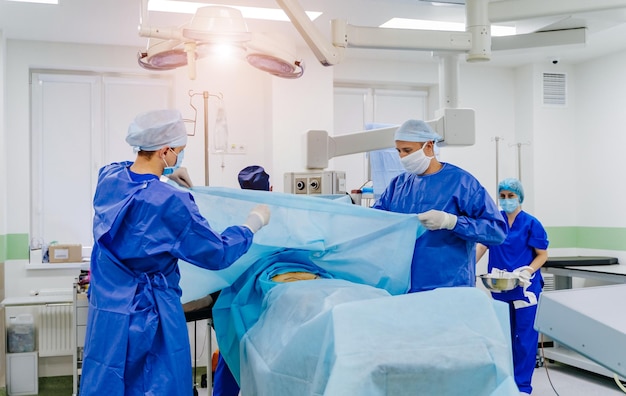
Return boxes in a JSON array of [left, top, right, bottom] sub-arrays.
[[306, 108, 475, 169], [274, 0, 344, 66]]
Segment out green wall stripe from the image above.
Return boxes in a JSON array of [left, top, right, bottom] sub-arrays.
[[2, 228, 626, 261], [0, 234, 5, 262], [5, 233, 29, 260], [545, 227, 577, 248], [546, 226, 626, 251]]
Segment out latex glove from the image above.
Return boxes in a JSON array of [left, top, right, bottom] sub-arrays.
[[243, 204, 271, 233], [417, 209, 458, 230], [168, 167, 193, 188], [513, 266, 533, 287]]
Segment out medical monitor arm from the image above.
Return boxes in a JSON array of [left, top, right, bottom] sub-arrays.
[[306, 108, 475, 169]]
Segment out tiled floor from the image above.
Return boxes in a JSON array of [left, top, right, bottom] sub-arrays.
[[196, 362, 626, 395], [6, 360, 623, 395]]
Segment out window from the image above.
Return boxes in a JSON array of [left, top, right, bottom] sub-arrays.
[[30, 71, 173, 253]]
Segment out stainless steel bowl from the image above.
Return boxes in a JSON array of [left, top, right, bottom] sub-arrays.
[[479, 273, 520, 292]]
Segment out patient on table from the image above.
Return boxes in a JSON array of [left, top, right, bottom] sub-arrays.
[[178, 186, 519, 396]]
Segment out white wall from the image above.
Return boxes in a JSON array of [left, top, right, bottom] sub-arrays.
[[575, 51, 626, 228], [5, 33, 626, 377]]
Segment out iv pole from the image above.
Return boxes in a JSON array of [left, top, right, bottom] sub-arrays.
[[187, 90, 224, 186]]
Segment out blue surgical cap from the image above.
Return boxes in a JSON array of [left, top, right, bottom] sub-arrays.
[[126, 109, 188, 152], [394, 119, 443, 143], [238, 165, 270, 191], [498, 178, 524, 203]]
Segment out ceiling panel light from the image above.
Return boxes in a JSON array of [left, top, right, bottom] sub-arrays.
[[148, 0, 321, 22], [381, 18, 516, 37], [5, 0, 58, 3]]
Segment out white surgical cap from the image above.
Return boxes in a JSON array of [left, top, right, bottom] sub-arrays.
[[126, 109, 188, 152], [394, 119, 442, 143]]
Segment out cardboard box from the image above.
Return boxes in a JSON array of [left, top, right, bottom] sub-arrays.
[[49, 244, 82, 263]]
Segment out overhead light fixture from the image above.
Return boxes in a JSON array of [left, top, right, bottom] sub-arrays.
[[5, 0, 58, 3], [380, 18, 516, 37], [246, 32, 304, 79], [148, 0, 322, 22], [138, 1, 304, 80]]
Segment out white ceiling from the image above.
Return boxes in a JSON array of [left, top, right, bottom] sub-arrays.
[[2, 0, 626, 68]]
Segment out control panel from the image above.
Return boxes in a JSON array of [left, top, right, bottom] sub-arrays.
[[284, 171, 346, 195]]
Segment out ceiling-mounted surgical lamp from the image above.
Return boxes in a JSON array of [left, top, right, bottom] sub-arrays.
[[138, 2, 251, 79], [137, 0, 304, 80], [246, 32, 304, 79]]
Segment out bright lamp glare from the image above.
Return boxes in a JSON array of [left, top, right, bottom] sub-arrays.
[[381, 18, 516, 37], [148, 0, 321, 21]]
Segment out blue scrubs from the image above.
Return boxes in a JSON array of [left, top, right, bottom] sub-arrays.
[[214, 354, 240, 396], [486, 210, 549, 394], [373, 163, 507, 292], [80, 162, 254, 396]]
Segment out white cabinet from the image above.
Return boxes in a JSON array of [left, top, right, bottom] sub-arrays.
[[73, 282, 89, 396], [6, 352, 38, 395]]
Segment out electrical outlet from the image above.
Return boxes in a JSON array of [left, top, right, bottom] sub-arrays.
[[228, 143, 247, 154]]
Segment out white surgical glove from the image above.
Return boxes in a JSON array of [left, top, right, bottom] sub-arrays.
[[417, 209, 458, 230], [168, 167, 193, 188], [243, 204, 271, 233], [513, 266, 533, 288]]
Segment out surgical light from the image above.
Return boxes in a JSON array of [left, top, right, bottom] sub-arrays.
[[182, 6, 251, 43], [138, 0, 305, 80]]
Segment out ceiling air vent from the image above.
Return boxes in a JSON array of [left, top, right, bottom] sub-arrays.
[[543, 72, 567, 106]]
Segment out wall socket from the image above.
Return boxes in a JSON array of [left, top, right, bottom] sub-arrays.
[[228, 143, 247, 154]]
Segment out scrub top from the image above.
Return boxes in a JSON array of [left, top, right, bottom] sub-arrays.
[[373, 162, 507, 292], [487, 210, 549, 303], [79, 161, 254, 396]]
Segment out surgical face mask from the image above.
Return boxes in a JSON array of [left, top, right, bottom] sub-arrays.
[[400, 144, 433, 175], [163, 149, 184, 176], [499, 198, 519, 214]]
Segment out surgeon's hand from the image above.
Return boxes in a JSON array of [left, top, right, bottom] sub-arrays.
[[513, 266, 533, 287], [244, 204, 271, 233], [417, 209, 457, 230], [168, 167, 193, 188]]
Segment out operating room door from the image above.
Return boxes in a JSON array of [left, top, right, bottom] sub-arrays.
[[333, 86, 427, 195], [30, 71, 173, 253]]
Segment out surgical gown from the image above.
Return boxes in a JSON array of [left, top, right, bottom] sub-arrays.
[[486, 210, 549, 394], [373, 163, 507, 292], [79, 162, 253, 396]]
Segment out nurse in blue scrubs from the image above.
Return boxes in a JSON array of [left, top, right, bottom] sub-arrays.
[[373, 119, 507, 292], [80, 109, 270, 396], [476, 178, 549, 395]]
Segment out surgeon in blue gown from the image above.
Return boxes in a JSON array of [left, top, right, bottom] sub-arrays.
[[373, 119, 507, 292], [79, 109, 270, 396]]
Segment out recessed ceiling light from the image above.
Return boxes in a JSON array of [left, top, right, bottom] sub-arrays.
[[5, 0, 58, 3], [148, 0, 322, 22], [381, 18, 516, 37]]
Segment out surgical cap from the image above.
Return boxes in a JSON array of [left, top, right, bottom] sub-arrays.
[[498, 178, 524, 203], [238, 165, 270, 191], [394, 119, 443, 143], [126, 109, 188, 152]]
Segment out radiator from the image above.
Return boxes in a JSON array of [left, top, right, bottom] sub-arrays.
[[38, 304, 73, 357]]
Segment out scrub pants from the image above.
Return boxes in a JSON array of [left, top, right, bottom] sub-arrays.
[[509, 302, 539, 394], [213, 354, 240, 396]]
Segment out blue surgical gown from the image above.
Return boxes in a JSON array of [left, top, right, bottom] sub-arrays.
[[373, 163, 507, 292], [485, 210, 549, 394], [79, 162, 253, 396]]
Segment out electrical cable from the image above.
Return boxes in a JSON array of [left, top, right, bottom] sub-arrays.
[[613, 374, 626, 393], [539, 334, 561, 396]]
